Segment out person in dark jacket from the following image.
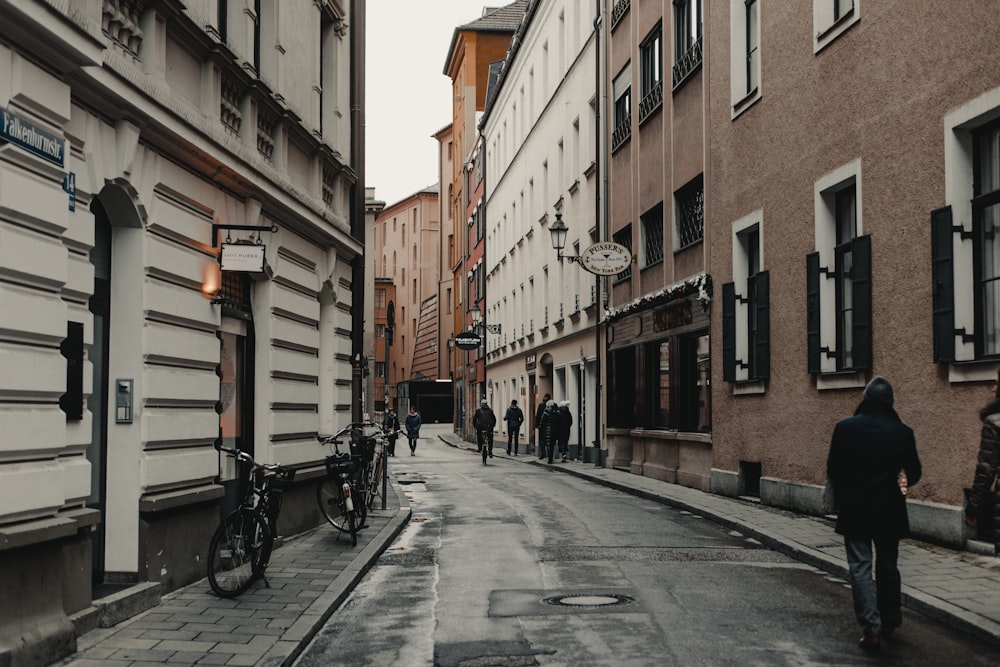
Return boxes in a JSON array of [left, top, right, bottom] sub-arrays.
[[383, 408, 401, 456], [473, 399, 497, 457], [827, 376, 922, 651], [404, 406, 422, 456], [555, 400, 573, 462], [965, 368, 1000, 555], [534, 393, 550, 457], [503, 400, 524, 455], [538, 400, 558, 463]]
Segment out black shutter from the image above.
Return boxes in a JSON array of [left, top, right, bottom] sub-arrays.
[[807, 252, 821, 374], [59, 321, 84, 420], [851, 235, 873, 370], [931, 206, 955, 362], [722, 282, 737, 382], [753, 271, 771, 380]]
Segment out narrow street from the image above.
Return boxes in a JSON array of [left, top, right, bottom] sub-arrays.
[[295, 425, 1000, 666]]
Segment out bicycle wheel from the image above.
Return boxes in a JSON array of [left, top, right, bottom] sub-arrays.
[[207, 509, 268, 598], [317, 478, 353, 533], [366, 458, 383, 510]]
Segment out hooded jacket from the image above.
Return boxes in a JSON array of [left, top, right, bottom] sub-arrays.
[[968, 397, 1000, 546], [827, 398, 922, 539], [538, 400, 558, 445], [555, 401, 573, 441]]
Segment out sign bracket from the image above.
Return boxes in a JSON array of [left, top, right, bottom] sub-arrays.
[[212, 224, 278, 247]]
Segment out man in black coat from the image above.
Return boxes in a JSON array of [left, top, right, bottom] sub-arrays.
[[827, 376, 921, 651], [534, 393, 550, 458]]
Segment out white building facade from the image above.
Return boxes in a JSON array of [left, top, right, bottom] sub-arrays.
[[0, 1, 364, 662], [481, 0, 602, 458]]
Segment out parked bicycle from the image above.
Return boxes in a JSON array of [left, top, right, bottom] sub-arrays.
[[207, 445, 295, 598], [317, 425, 367, 546], [364, 424, 399, 510]]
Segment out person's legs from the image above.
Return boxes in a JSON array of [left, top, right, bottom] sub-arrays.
[[507, 430, 514, 455], [845, 536, 881, 641], [874, 536, 902, 634], [513, 430, 519, 455], [409, 436, 417, 455]]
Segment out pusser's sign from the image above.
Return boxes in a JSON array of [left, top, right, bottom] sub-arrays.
[[0, 106, 65, 167]]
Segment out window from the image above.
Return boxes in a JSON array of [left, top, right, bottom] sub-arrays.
[[609, 332, 710, 432], [375, 323, 385, 339], [935, 113, 1000, 366], [612, 225, 633, 283], [813, 0, 859, 53], [375, 288, 386, 309], [639, 25, 663, 123], [723, 218, 770, 386], [641, 203, 664, 267], [730, 0, 761, 115], [612, 64, 631, 151], [807, 162, 871, 379], [673, 0, 703, 88], [675, 174, 704, 249]]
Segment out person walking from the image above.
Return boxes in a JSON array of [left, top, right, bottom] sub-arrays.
[[538, 399, 558, 463], [964, 368, 1000, 555], [404, 405, 422, 456], [827, 376, 922, 651], [534, 393, 550, 458], [383, 408, 401, 457], [473, 399, 497, 457], [555, 400, 573, 462], [503, 400, 524, 455]]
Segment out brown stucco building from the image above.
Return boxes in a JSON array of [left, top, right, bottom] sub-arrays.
[[708, 0, 1000, 548]]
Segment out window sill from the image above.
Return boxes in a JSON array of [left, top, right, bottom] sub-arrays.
[[640, 258, 664, 272], [732, 87, 760, 119], [814, 8, 858, 54], [816, 370, 866, 391], [733, 380, 766, 396], [948, 360, 1000, 384]]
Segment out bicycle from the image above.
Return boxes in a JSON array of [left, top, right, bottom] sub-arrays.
[[207, 445, 295, 598], [317, 425, 367, 546], [364, 424, 400, 510], [478, 428, 493, 465]]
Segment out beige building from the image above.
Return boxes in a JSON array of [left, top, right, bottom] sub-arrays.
[[708, 0, 1000, 548], [0, 1, 365, 662]]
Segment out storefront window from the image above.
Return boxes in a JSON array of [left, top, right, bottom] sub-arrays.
[[615, 328, 710, 432], [654, 341, 670, 427]]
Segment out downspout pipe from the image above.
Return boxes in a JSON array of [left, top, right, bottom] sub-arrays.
[[593, 0, 605, 466], [351, 0, 366, 422]]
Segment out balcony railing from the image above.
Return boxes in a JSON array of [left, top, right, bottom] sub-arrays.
[[611, 116, 631, 152], [638, 81, 663, 125], [672, 36, 703, 90], [611, 0, 630, 30]]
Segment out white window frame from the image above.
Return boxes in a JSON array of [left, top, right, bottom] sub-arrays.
[[943, 85, 1000, 382], [731, 211, 766, 394], [813, 0, 860, 54], [814, 159, 866, 389], [730, 0, 762, 118]]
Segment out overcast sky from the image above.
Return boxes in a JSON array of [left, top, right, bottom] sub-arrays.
[[365, 1, 487, 208]]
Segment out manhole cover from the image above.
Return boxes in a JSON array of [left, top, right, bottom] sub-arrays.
[[543, 593, 635, 608]]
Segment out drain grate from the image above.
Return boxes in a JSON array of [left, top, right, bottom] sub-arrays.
[[543, 593, 635, 608]]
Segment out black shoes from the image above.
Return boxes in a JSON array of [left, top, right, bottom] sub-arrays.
[[882, 613, 902, 639], [858, 635, 881, 651]]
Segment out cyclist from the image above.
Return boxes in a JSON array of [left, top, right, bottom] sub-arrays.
[[473, 399, 497, 458]]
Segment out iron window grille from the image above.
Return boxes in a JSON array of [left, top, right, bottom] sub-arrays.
[[612, 226, 633, 283], [641, 204, 665, 267], [675, 175, 704, 249]]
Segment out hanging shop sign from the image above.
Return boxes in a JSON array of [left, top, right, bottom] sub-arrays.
[[580, 242, 632, 276], [525, 353, 536, 370], [221, 243, 266, 272], [454, 331, 482, 350], [0, 106, 65, 167]]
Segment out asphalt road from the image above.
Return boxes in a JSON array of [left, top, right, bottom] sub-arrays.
[[295, 425, 1000, 666]]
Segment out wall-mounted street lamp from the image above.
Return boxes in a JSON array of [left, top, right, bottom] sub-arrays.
[[548, 212, 582, 264], [469, 303, 501, 335]]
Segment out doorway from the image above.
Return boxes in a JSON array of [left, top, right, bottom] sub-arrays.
[[87, 201, 112, 585], [218, 272, 255, 516]]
